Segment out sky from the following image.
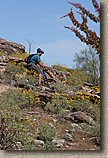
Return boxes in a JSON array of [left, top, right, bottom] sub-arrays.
[[0, 0, 100, 68]]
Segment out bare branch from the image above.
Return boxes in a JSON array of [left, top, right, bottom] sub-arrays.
[[24, 39, 33, 55]]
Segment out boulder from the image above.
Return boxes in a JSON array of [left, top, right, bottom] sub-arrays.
[[70, 123, 82, 130], [0, 37, 25, 54], [64, 133, 74, 141], [89, 137, 100, 145], [52, 139, 65, 148], [70, 111, 93, 124], [64, 113, 75, 121], [71, 128, 92, 137], [83, 82, 93, 87], [81, 86, 93, 93], [0, 55, 8, 62], [7, 56, 24, 62], [67, 143, 78, 146], [15, 142, 22, 150], [34, 140, 44, 146]]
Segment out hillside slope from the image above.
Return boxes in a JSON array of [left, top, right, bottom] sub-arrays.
[[0, 53, 100, 150]]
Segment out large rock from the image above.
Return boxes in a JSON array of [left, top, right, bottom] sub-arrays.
[[0, 55, 24, 73], [15, 142, 22, 150], [70, 123, 82, 130], [71, 128, 92, 137], [64, 133, 74, 141], [0, 38, 25, 54], [70, 111, 93, 124], [52, 139, 65, 148], [64, 113, 75, 121], [34, 140, 44, 146], [83, 82, 93, 87]]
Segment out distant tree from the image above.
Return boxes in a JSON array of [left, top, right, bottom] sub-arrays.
[[24, 39, 33, 55], [61, 0, 100, 56], [73, 46, 100, 85]]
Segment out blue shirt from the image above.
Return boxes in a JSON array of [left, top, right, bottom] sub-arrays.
[[29, 53, 41, 65]]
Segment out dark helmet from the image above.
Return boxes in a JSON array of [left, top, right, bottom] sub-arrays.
[[37, 48, 44, 54]]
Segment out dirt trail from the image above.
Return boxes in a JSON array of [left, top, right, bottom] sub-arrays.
[[20, 106, 100, 150]]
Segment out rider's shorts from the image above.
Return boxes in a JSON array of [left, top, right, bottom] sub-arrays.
[[27, 63, 41, 74]]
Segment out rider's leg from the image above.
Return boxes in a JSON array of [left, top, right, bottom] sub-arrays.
[[39, 73, 42, 84], [26, 63, 41, 85]]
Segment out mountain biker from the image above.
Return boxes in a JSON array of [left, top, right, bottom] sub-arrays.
[[27, 48, 46, 86]]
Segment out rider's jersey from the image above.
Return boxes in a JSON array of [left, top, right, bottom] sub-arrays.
[[29, 53, 41, 65]]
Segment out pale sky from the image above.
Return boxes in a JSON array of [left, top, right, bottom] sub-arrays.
[[0, 0, 100, 68]]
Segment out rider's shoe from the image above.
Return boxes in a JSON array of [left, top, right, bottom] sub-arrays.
[[35, 83, 42, 87]]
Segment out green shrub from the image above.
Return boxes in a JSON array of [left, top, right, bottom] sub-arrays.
[[43, 140, 57, 150], [38, 124, 56, 141], [45, 95, 100, 121], [81, 120, 100, 138], [1, 72, 13, 84], [6, 63, 25, 74], [68, 98, 100, 120], [1, 63, 25, 84], [14, 131, 30, 146], [53, 82, 74, 93], [24, 74, 38, 86], [0, 51, 7, 56], [0, 89, 38, 113], [66, 70, 88, 91], [52, 64, 69, 73], [14, 76, 28, 88], [2, 62, 38, 87], [45, 96, 69, 114], [22, 145, 38, 150]]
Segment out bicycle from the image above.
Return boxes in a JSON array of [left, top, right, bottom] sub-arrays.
[[40, 69, 56, 87], [27, 68, 56, 89]]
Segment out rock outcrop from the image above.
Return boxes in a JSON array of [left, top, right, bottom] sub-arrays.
[[0, 38, 25, 55]]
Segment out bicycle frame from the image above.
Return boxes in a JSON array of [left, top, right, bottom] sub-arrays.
[[29, 70, 56, 88], [41, 71, 45, 78], [33, 71, 47, 80], [41, 71, 50, 81]]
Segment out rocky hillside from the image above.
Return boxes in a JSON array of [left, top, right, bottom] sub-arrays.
[[0, 49, 100, 150], [0, 38, 25, 55]]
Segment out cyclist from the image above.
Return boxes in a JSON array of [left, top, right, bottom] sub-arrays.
[[27, 48, 46, 86]]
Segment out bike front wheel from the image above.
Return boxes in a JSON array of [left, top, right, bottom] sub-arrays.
[[44, 78, 56, 87]]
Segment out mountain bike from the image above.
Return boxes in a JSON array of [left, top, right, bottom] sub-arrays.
[[28, 69, 56, 89], [40, 69, 56, 87]]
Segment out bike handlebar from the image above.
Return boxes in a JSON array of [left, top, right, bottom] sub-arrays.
[[43, 68, 48, 72]]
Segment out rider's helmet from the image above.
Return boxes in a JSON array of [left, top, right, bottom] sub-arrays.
[[37, 48, 44, 54]]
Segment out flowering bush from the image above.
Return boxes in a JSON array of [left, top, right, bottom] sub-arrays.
[[81, 120, 100, 139], [38, 124, 56, 141], [61, 0, 100, 55]]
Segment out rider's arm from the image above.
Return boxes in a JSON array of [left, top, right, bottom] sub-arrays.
[[38, 61, 45, 70]]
